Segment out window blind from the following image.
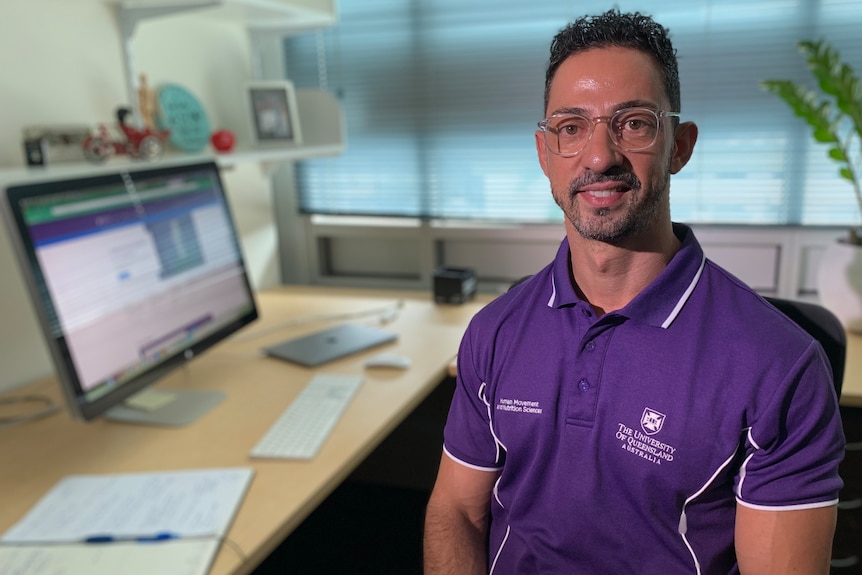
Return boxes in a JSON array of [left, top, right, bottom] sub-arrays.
[[285, 0, 862, 226]]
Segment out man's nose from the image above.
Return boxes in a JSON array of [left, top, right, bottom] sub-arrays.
[[582, 121, 624, 172]]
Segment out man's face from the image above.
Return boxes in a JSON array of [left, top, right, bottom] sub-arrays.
[[536, 47, 685, 243]]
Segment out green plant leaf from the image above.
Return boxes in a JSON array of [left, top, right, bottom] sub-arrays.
[[829, 147, 848, 162], [801, 39, 862, 138], [764, 39, 862, 223], [813, 128, 834, 143]]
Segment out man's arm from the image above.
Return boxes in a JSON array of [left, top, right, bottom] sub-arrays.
[[424, 453, 500, 575], [735, 503, 837, 574]]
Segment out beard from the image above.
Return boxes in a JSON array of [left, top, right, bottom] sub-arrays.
[[553, 165, 670, 243]]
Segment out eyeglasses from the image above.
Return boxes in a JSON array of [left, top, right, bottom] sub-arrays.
[[537, 108, 680, 157]]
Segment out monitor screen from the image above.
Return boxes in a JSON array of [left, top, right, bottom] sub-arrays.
[[2, 161, 258, 423]]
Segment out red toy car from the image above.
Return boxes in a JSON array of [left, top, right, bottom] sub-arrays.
[[82, 108, 169, 163]]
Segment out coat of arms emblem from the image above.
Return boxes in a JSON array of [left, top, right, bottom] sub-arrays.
[[641, 408, 666, 435]]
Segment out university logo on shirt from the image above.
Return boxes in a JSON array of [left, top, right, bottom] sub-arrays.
[[640, 408, 666, 435]]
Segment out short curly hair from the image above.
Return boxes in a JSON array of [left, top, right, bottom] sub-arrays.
[[543, 9, 680, 114]]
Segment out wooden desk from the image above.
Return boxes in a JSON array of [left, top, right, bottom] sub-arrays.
[[841, 332, 862, 407], [0, 287, 485, 575]]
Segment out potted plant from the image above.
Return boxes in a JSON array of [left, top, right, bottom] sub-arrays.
[[762, 39, 862, 332]]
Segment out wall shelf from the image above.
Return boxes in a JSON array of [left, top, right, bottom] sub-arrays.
[[0, 88, 344, 185], [117, 0, 336, 35], [0, 2, 344, 185]]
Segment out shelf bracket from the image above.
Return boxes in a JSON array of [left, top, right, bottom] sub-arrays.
[[116, 1, 221, 125]]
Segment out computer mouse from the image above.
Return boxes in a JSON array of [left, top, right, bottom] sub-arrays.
[[364, 353, 412, 369]]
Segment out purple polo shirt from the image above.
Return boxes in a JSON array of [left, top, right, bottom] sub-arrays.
[[443, 223, 844, 574]]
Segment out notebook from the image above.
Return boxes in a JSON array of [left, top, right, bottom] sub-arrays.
[[0, 468, 254, 575], [263, 323, 398, 367]]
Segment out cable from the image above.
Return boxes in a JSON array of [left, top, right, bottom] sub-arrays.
[[221, 536, 247, 562], [232, 300, 405, 342], [0, 395, 61, 429]]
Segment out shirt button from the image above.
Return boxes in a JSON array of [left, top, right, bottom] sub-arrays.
[[585, 341, 596, 351], [578, 379, 590, 392]]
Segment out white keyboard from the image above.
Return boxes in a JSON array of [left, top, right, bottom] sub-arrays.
[[250, 374, 364, 460]]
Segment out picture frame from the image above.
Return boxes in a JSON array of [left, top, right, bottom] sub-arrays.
[[246, 80, 303, 146]]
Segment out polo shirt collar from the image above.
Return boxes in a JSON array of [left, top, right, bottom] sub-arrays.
[[548, 223, 706, 328]]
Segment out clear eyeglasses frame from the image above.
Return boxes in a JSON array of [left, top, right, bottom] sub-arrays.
[[537, 107, 680, 157]]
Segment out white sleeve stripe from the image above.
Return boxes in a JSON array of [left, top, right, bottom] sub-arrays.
[[746, 427, 762, 450], [736, 427, 836, 510], [736, 498, 840, 511], [479, 382, 508, 460], [442, 445, 502, 472], [736, 427, 755, 497], [736, 452, 756, 497]]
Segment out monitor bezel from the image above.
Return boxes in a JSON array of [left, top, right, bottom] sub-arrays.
[[1, 160, 259, 422]]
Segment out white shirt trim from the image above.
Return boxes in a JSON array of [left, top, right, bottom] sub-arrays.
[[679, 442, 740, 575], [661, 253, 706, 329], [488, 524, 511, 575], [736, 498, 840, 511], [442, 445, 502, 472]]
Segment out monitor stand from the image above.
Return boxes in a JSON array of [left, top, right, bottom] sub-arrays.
[[104, 389, 225, 427]]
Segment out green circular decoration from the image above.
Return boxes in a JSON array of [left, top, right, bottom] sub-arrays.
[[155, 84, 211, 152]]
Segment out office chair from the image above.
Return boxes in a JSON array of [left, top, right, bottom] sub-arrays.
[[763, 296, 846, 398], [761, 298, 859, 571]]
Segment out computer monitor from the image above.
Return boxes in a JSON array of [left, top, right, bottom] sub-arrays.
[[2, 161, 258, 425]]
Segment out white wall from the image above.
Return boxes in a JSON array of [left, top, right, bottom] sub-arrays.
[[0, 0, 279, 392]]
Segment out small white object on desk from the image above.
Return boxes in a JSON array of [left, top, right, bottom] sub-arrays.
[[365, 353, 412, 369]]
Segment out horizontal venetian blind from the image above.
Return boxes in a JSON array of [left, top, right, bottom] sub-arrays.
[[285, 0, 862, 226]]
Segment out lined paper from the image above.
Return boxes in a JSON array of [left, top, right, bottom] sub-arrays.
[[1, 468, 253, 543]]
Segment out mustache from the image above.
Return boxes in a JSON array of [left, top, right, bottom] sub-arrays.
[[568, 170, 641, 194]]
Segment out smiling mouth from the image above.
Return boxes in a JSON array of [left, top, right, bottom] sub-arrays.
[[577, 185, 631, 198], [583, 189, 622, 198]]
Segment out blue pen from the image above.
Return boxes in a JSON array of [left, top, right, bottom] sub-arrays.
[[84, 532, 180, 543]]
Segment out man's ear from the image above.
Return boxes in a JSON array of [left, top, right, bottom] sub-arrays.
[[535, 130, 550, 176], [669, 121, 698, 174]]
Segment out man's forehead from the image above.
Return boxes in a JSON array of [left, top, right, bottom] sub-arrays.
[[547, 47, 667, 109]]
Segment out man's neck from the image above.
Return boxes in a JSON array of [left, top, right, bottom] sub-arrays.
[[566, 222, 681, 316]]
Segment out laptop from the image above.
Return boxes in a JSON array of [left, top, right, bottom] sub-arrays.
[[262, 323, 398, 367]]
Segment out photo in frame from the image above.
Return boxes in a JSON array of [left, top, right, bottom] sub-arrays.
[[246, 81, 303, 146]]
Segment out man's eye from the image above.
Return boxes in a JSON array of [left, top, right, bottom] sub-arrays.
[[618, 114, 656, 132], [556, 121, 586, 136]]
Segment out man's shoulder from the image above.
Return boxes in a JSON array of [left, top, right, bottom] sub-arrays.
[[695, 258, 816, 348], [470, 269, 551, 328]]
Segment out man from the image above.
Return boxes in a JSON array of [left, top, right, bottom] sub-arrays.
[[424, 9, 844, 575]]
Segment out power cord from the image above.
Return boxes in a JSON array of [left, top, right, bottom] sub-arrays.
[[0, 395, 61, 429], [221, 536, 247, 563], [232, 300, 405, 342]]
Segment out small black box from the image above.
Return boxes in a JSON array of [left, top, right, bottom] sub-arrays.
[[434, 266, 477, 304], [23, 138, 47, 166]]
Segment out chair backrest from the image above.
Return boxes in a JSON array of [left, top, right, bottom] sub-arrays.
[[764, 297, 847, 398]]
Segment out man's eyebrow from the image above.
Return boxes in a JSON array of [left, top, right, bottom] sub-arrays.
[[547, 100, 662, 117], [616, 99, 661, 110], [548, 106, 588, 117]]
